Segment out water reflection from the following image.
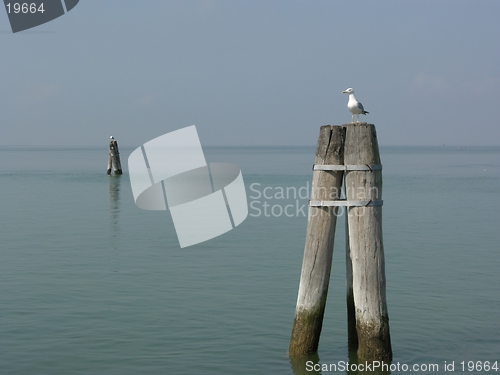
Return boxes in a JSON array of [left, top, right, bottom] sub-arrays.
[[345, 351, 392, 375], [290, 353, 321, 375], [109, 175, 121, 240]]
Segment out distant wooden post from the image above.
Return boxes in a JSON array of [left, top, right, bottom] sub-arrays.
[[289, 125, 345, 356], [107, 137, 122, 175], [344, 123, 392, 362]]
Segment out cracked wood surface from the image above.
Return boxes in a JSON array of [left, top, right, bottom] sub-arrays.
[[289, 125, 345, 356], [344, 123, 392, 362]]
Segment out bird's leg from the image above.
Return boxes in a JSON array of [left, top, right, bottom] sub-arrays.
[[351, 114, 354, 123]]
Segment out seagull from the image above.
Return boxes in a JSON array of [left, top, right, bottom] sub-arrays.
[[342, 88, 369, 123]]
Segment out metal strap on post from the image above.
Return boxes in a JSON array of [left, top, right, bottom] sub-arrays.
[[312, 164, 382, 172], [310, 164, 383, 207], [309, 200, 383, 207]]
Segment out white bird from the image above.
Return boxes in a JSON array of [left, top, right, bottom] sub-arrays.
[[342, 87, 369, 123]]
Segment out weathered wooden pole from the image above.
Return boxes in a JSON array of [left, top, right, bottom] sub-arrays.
[[107, 136, 122, 175], [289, 125, 345, 356], [344, 123, 392, 362], [345, 213, 358, 351]]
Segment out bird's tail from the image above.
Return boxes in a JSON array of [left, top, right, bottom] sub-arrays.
[[363, 111, 369, 115]]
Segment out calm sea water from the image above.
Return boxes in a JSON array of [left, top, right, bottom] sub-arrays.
[[1, 145, 499, 374]]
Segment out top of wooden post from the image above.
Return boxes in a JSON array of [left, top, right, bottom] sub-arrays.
[[342, 123, 381, 166], [314, 125, 345, 165]]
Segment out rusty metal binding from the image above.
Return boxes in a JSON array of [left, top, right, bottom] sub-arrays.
[[309, 200, 383, 207], [312, 164, 382, 171]]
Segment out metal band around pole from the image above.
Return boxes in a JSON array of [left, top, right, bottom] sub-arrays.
[[309, 200, 384, 207], [312, 164, 382, 172]]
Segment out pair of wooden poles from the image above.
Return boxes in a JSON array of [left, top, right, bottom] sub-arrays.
[[107, 138, 123, 175], [289, 123, 392, 362]]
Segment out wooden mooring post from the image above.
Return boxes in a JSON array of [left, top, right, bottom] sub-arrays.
[[289, 123, 392, 362], [107, 136, 122, 175], [344, 123, 392, 362], [289, 125, 345, 356]]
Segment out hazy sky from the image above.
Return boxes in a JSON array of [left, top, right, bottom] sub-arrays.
[[1, 1, 499, 146]]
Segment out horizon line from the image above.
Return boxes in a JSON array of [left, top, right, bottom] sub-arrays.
[[1, 144, 500, 148]]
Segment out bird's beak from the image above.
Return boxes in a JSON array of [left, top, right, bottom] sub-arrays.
[[342, 90, 346, 94]]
